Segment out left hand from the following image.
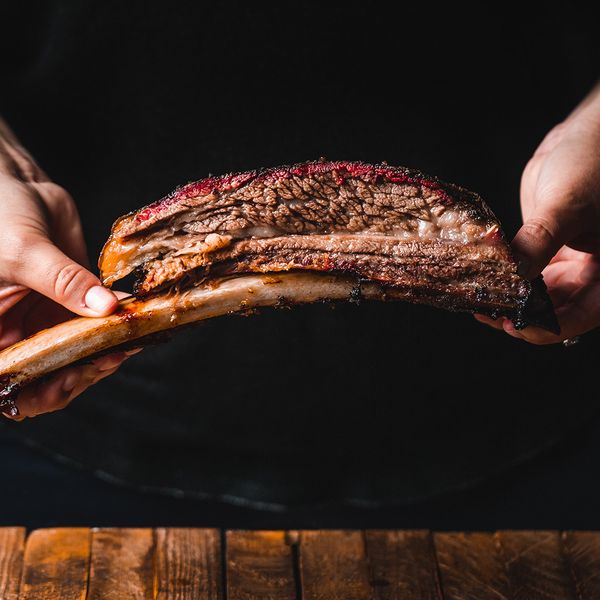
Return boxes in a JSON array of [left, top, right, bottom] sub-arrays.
[[0, 117, 138, 419]]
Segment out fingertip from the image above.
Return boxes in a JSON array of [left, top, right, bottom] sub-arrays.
[[124, 347, 143, 356], [84, 285, 119, 316], [473, 313, 505, 331], [61, 370, 80, 394], [502, 319, 520, 336], [91, 353, 126, 372]]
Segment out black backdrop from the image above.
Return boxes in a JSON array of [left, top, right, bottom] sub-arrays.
[[1, 1, 599, 522]]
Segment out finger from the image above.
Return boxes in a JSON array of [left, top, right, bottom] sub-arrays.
[[91, 348, 141, 371], [501, 319, 527, 340], [501, 285, 600, 345], [13, 351, 133, 418], [552, 286, 600, 341], [90, 364, 122, 385], [0, 292, 38, 348], [57, 350, 140, 404], [14, 238, 118, 317], [0, 285, 29, 315], [14, 365, 97, 418], [512, 209, 581, 280], [502, 321, 563, 345], [35, 182, 91, 268], [473, 313, 505, 331]]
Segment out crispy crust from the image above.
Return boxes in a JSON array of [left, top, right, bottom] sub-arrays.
[[107, 160, 499, 238], [98, 160, 557, 332]]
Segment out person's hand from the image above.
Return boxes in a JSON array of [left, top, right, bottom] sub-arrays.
[[475, 84, 600, 344], [0, 119, 137, 419]]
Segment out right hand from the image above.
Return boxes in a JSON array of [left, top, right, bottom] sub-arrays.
[[475, 83, 600, 344], [0, 121, 137, 419]]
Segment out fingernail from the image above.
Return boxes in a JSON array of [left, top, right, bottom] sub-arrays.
[[62, 371, 79, 393], [124, 348, 143, 356], [84, 286, 116, 314]]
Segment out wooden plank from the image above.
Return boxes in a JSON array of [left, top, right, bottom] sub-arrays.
[[0, 528, 25, 600], [156, 528, 222, 599], [86, 528, 154, 600], [497, 530, 577, 600], [18, 527, 90, 600], [226, 531, 295, 600], [365, 530, 441, 600], [561, 531, 600, 598], [299, 530, 373, 600], [434, 532, 510, 600]]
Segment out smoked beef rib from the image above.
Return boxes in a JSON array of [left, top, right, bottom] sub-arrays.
[[0, 160, 557, 416]]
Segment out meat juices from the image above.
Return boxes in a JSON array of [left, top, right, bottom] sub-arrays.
[[0, 161, 558, 413]]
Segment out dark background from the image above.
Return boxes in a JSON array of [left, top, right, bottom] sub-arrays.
[[0, 1, 599, 528]]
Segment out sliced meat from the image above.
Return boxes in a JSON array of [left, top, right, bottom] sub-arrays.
[[100, 160, 557, 331]]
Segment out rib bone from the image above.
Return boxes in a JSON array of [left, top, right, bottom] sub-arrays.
[[0, 272, 396, 410]]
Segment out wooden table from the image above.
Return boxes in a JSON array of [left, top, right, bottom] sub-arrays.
[[1, 528, 599, 599]]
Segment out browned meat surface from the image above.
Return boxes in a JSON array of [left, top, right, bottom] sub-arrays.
[[100, 160, 557, 331]]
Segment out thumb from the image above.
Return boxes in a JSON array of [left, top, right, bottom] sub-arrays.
[[511, 207, 581, 280], [14, 238, 118, 317]]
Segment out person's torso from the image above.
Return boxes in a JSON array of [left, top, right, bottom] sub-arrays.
[[1, 1, 599, 507]]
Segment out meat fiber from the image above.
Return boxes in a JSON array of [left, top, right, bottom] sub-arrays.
[[100, 160, 557, 330]]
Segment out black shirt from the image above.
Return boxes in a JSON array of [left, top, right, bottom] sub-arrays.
[[1, 1, 599, 508]]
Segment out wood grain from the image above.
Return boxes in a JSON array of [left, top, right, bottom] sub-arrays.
[[434, 532, 510, 600], [18, 527, 90, 600], [366, 530, 441, 600], [226, 531, 295, 600], [156, 528, 222, 600], [561, 531, 600, 599], [299, 530, 373, 600], [0, 528, 25, 600], [497, 530, 577, 600], [9, 527, 600, 599], [87, 528, 154, 600]]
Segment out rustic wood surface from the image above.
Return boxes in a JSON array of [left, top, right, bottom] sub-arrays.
[[434, 532, 510, 600], [299, 530, 373, 600], [497, 530, 576, 600], [562, 531, 600, 599], [226, 531, 295, 600], [1, 528, 599, 598], [18, 528, 90, 600], [87, 528, 154, 600], [156, 528, 222, 600], [0, 528, 25, 600], [366, 530, 442, 600]]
